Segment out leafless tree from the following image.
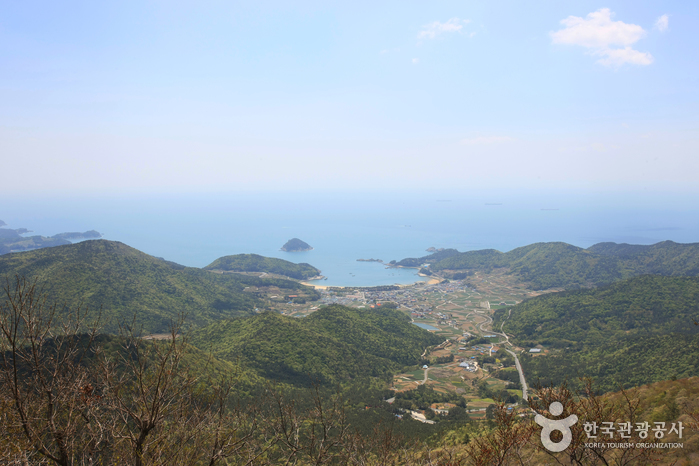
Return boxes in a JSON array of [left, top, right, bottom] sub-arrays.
[[0, 276, 106, 465], [463, 400, 533, 466], [95, 316, 272, 466], [1, 277, 269, 466]]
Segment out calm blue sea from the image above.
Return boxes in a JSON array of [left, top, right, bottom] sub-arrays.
[[2, 190, 698, 287]]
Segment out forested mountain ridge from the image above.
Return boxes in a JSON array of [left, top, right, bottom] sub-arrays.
[[0, 240, 310, 333], [495, 275, 699, 392], [588, 240, 699, 276], [189, 304, 445, 386], [396, 240, 699, 289], [204, 253, 321, 279]]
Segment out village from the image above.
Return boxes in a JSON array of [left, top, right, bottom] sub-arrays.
[[265, 268, 560, 420], [235, 266, 563, 421]]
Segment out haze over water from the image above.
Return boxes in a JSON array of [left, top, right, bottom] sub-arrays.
[[3, 190, 698, 287]]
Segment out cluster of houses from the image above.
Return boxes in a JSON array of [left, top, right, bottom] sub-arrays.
[[459, 359, 478, 372], [329, 280, 468, 310]]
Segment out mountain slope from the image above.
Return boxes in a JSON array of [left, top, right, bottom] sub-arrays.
[[495, 275, 699, 392], [0, 240, 310, 333], [189, 305, 444, 386]]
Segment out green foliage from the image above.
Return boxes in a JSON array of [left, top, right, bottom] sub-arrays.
[[0, 240, 310, 333], [492, 368, 520, 386], [204, 253, 321, 279], [502, 275, 699, 392], [433, 354, 454, 364], [189, 304, 445, 387]]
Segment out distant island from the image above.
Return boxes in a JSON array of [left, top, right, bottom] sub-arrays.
[[426, 247, 445, 253], [0, 221, 103, 256], [357, 258, 383, 262], [281, 238, 313, 252]]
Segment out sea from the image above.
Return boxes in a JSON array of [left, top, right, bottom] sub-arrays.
[[2, 190, 698, 287]]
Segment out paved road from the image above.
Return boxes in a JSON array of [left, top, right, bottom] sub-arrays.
[[505, 349, 528, 401], [421, 366, 431, 384]]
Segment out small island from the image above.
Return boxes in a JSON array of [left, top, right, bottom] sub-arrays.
[[281, 238, 313, 252], [357, 258, 383, 262]]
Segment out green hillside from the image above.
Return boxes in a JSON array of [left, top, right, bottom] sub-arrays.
[[392, 248, 460, 267], [588, 240, 699, 276], [495, 275, 699, 392], [0, 240, 311, 333], [189, 304, 444, 386], [399, 240, 699, 289], [204, 253, 320, 280]]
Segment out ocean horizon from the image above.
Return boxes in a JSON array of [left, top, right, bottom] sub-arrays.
[[3, 190, 698, 287]]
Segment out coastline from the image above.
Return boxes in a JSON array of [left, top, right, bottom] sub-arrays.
[[300, 276, 442, 290]]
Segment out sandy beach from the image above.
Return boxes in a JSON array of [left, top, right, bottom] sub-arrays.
[[300, 282, 334, 290]]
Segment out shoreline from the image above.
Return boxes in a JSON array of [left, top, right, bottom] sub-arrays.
[[300, 276, 442, 290]]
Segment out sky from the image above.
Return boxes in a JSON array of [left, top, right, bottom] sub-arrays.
[[1, 1, 698, 196]]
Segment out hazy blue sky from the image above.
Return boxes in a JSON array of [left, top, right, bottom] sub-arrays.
[[1, 1, 697, 195]]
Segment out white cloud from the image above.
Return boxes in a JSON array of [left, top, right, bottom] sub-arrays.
[[460, 136, 514, 145], [418, 18, 471, 40], [595, 46, 653, 67], [655, 14, 669, 32], [412, 58, 419, 65], [551, 8, 653, 67]]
